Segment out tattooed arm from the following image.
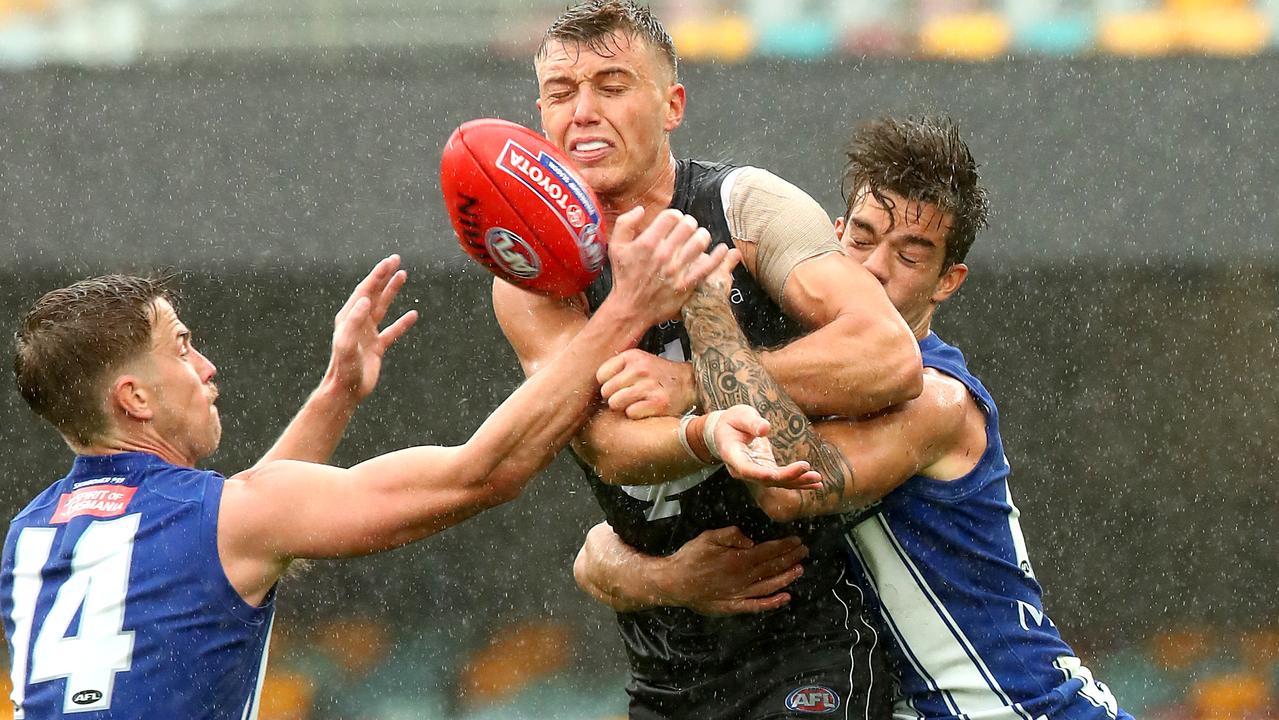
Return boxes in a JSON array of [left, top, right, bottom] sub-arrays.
[[681, 255, 982, 522], [681, 255, 868, 521]]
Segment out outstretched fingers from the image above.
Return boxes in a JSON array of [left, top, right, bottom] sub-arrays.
[[339, 255, 400, 322], [767, 463, 825, 490], [377, 309, 419, 351], [726, 446, 824, 490], [370, 269, 409, 325]]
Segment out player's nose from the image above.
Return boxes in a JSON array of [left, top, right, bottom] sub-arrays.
[[194, 349, 217, 382], [572, 87, 601, 125], [862, 245, 892, 285]]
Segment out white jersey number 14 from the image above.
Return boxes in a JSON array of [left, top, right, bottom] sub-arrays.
[[8, 515, 139, 716]]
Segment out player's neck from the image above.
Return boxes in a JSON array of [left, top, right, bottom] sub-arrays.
[[73, 428, 196, 468], [910, 306, 936, 341], [599, 153, 677, 227]]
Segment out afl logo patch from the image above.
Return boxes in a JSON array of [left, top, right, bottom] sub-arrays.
[[484, 228, 541, 279], [72, 690, 104, 705], [785, 685, 840, 714]]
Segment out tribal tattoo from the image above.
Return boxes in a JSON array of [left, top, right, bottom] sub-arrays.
[[682, 286, 854, 518]]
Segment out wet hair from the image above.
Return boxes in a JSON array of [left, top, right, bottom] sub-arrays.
[[14, 274, 176, 446], [841, 116, 989, 269], [536, 0, 678, 81]]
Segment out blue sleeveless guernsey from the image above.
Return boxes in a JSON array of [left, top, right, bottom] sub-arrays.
[[1, 452, 275, 719], [845, 333, 1132, 720]]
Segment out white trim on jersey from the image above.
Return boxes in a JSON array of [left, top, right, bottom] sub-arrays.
[[719, 166, 749, 232], [1005, 480, 1035, 580], [241, 615, 274, 720], [831, 567, 883, 720], [849, 515, 1034, 720]]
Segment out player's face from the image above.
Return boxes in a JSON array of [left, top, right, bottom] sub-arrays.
[[535, 32, 685, 200], [838, 189, 967, 335], [141, 300, 222, 463]]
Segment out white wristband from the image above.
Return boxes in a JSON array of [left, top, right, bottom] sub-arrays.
[[702, 410, 722, 461], [677, 413, 701, 461]]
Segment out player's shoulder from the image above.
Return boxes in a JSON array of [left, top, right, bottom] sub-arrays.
[[7, 479, 67, 529], [144, 462, 224, 505], [923, 367, 971, 399], [726, 166, 815, 203], [919, 368, 977, 431], [491, 277, 588, 357]]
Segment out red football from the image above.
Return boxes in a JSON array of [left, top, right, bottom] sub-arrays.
[[440, 118, 607, 298]]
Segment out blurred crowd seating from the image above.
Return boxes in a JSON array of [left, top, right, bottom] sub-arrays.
[[669, 0, 1278, 61], [1, 0, 1277, 66], [253, 621, 1279, 719], [254, 614, 628, 720], [0, 619, 1275, 717]]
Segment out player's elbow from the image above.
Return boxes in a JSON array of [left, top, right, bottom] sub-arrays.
[[572, 542, 596, 595], [590, 455, 653, 486], [472, 465, 532, 508], [834, 313, 923, 411], [753, 490, 806, 523], [573, 436, 655, 487], [883, 339, 924, 405]]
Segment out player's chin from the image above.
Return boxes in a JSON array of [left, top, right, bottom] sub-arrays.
[[578, 165, 624, 194], [205, 412, 223, 455]]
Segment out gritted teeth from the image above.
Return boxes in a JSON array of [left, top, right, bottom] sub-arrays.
[[573, 139, 610, 152]]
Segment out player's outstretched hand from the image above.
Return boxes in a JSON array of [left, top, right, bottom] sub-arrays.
[[660, 526, 808, 616], [709, 406, 824, 490], [326, 255, 420, 401], [597, 349, 696, 419], [607, 207, 728, 323]]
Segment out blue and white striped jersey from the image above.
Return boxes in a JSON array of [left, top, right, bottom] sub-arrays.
[[2, 452, 275, 719], [846, 333, 1132, 720]]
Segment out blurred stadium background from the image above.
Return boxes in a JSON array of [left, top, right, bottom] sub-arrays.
[[2, 0, 1277, 718]]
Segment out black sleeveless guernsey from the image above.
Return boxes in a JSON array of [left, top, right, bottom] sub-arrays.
[[576, 159, 890, 720]]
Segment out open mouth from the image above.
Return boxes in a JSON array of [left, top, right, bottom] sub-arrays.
[[570, 138, 613, 162]]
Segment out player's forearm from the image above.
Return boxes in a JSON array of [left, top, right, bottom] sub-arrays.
[[761, 314, 922, 418], [464, 297, 655, 492], [575, 523, 670, 612], [253, 380, 359, 468], [683, 290, 854, 519], [573, 410, 710, 486]]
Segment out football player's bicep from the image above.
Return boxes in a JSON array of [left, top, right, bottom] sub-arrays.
[[814, 373, 970, 501], [492, 278, 588, 377]]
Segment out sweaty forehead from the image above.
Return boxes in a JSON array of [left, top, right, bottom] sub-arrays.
[[536, 33, 663, 81], [853, 189, 952, 236], [149, 299, 187, 342]]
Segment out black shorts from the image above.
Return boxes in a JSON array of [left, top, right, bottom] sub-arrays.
[[625, 624, 893, 720]]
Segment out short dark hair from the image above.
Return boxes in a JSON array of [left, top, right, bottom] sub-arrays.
[[14, 274, 175, 446], [842, 116, 989, 269], [536, 1, 678, 81]]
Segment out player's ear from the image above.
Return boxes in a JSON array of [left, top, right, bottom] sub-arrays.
[[833, 216, 846, 241], [111, 374, 155, 423], [664, 83, 686, 132], [932, 263, 968, 304]]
